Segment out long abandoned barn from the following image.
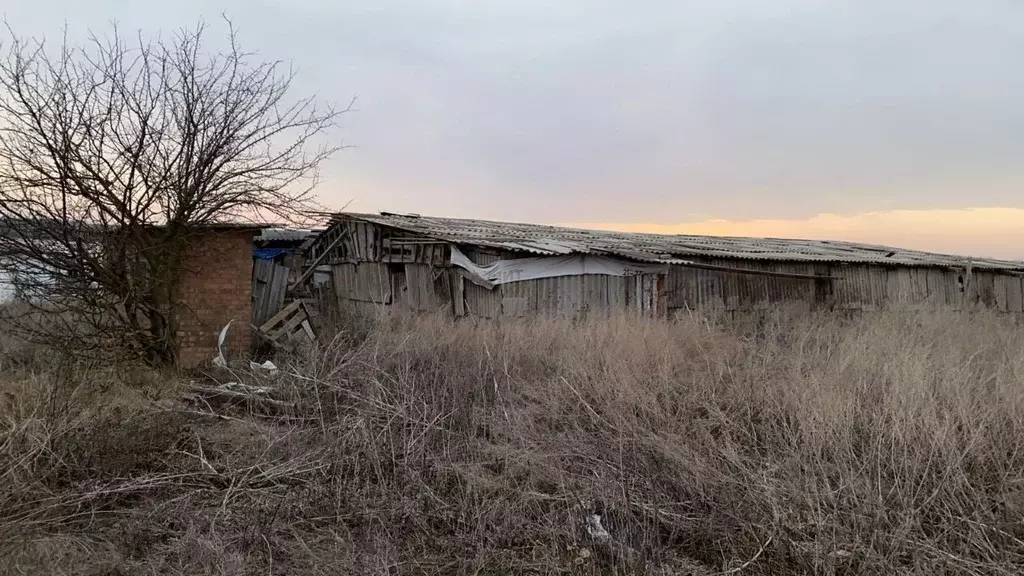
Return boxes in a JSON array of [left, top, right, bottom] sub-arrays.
[[300, 212, 1024, 318], [7, 213, 1023, 367]]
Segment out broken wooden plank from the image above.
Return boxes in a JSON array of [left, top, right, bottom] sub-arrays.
[[258, 300, 302, 333], [451, 271, 466, 317], [267, 309, 308, 341], [290, 229, 351, 290], [300, 319, 315, 341]]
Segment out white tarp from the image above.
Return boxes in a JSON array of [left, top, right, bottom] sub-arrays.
[[450, 246, 668, 289]]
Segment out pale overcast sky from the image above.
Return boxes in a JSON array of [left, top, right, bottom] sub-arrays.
[[5, 1, 1024, 257]]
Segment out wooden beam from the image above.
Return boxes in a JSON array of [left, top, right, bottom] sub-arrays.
[[289, 229, 350, 291], [300, 319, 315, 341]]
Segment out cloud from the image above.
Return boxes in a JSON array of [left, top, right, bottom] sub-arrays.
[[563, 207, 1024, 260], [7, 1, 1024, 227]]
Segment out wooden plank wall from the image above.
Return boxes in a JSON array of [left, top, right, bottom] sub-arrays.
[[461, 248, 502, 317], [338, 221, 380, 262], [973, 271, 998, 309], [323, 236, 1024, 316], [1007, 275, 1023, 312], [319, 220, 448, 266], [397, 264, 453, 312], [478, 273, 662, 319], [665, 261, 1023, 313], [332, 266, 665, 320], [331, 263, 393, 304], [500, 279, 536, 317], [453, 249, 659, 319], [666, 262, 817, 311], [252, 259, 290, 326]]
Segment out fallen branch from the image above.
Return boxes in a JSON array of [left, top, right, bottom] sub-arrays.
[[185, 383, 296, 416]]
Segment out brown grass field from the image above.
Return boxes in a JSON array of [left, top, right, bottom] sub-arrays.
[[2, 307, 1024, 575]]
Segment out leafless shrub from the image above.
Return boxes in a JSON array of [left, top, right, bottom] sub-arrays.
[[0, 18, 345, 364]]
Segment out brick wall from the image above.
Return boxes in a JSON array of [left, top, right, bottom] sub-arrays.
[[176, 230, 254, 367]]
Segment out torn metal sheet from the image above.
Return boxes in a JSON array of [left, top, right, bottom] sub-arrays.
[[450, 246, 667, 289]]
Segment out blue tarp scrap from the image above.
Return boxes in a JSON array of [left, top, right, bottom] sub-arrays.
[[253, 248, 291, 260]]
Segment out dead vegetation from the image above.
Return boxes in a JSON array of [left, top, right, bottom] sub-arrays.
[[0, 18, 343, 365], [2, 307, 1024, 575]]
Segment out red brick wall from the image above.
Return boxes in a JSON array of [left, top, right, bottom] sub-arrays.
[[176, 230, 254, 367]]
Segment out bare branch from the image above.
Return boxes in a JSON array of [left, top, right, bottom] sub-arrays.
[[0, 18, 346, 364]]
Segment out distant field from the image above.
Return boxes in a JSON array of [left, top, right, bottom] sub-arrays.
[[2, 308, 1023, 575]]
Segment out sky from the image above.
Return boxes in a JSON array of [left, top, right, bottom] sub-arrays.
[[5, 1, 1024, 258]]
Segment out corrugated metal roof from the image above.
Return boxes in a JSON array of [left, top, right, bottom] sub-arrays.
[[256, 228, 324, 243], [325, 212, 1024, 271]]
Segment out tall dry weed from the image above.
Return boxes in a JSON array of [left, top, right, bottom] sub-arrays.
[[2, 307, 1023, 574]]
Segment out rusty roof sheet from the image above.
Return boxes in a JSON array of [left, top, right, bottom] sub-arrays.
[[326, 212, 1024, 271]]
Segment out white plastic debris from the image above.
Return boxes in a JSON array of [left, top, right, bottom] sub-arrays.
[[249, 360, 278, 372], [212, 320, 233, 367], [585, 514, 611, 542]]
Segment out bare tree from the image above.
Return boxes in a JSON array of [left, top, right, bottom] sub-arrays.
[[0, 19, 346, 365]]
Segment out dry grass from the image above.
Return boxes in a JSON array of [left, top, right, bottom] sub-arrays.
[[2, 307, 1024, 575]]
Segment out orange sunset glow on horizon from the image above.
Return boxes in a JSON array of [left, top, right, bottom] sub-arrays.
[[563, 207, 1024, 261]]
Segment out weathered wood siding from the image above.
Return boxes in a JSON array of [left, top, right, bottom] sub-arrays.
[[331, 263, 392, 304], [395, 264, 453, 312], [493, 274, 662, 318], [462, 248, 503, 317], [666, 262, 818, 311], [664, 260, 1021, 312], [315, 220, 448, 267], [331, 259, 664, 319], [318, 222, 1024, 316], [252, 259, 290, 326]]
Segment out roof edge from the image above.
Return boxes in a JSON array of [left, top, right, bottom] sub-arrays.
[[318, 210, 1024, 271]]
